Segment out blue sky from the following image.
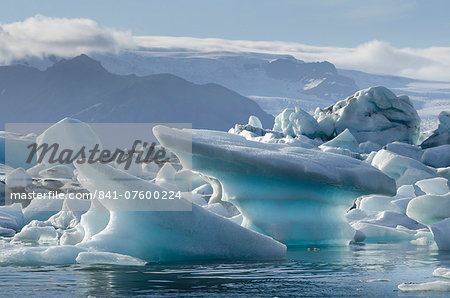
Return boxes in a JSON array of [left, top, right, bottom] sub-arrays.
[[1, 0, 449, 48]]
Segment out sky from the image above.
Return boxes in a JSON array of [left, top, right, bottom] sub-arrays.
[[1, 0, 449, 48], [1, 0, 450, 81]]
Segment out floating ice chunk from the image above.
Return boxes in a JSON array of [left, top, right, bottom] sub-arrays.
[[22, 194, 89, 224], [371, 149, 437, 186], [420, 111, 450, 149], [357, 184, 417, 215], [422, 145, 450, 168], [60, 226, 85, 245], [47, 200, 79, 229], [434, 268, 450, 279], [406, 193, 450, 226], [429, 218, 450, 250], [0, 132, 37, 169], [5, 168, 32, 188], [358, 195, 399, 213], [314, 87, 420, 145], [411, 236, 435, 246], [39, 164, 74, 179], [12, 220, 58, 243], [350, 221, 415, 242], [319, 146, 360, 159], [75, 161, 286, 262], [273, 107, 319, 138], [384, 141, 423, 160], [0, 245, 85, 266], [0, 203, 24, 229], [36, 117, 102, 165], [26, 163, 47, 178], [154, 125, 395, 246], [320, 129, 360, 152], [76, 251, 147, 266], [398, 281, 450, 292], [438, 167, 450, 179], [0, 212, 19, 232], [359, 141, 382, 154], [397, 184, 417, 198], [416, 177, 449, 195], [248, 115, 263, 129]]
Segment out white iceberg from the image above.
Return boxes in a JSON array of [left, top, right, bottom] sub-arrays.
[[398, 281, 450, 292], [273, 107, 319, 138], [384, 141, 423, 161], [248, 115, 263, 129], [75, 251, 147, 266], [421, 145, 450, 168], [5, 167, 32, 188], [319, 129, 360, 153], [371, 149, 437, 186], [429, 218, 450, 250], [0, 132, 37, 169], [314, 86, 420, 145]]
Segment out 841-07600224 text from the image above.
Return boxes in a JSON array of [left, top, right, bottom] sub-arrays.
[[93, 190, 182, 200]]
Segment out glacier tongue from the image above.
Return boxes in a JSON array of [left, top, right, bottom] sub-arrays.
[[153, 125, 396, 246]]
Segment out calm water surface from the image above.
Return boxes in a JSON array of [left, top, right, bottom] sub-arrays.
[[0, 243, 449, 297]]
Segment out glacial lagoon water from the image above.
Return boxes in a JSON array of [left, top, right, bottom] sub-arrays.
[[0, 243, 449, 297]]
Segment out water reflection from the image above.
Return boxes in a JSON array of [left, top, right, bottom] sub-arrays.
[[0, 243, 449, 297]]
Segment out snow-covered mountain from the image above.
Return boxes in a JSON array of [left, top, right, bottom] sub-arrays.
[[0, 54, 273, 130], [9, 49, 450, 130], [91, 50, 450, 129]]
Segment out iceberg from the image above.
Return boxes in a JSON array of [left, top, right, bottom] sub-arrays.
[[5, 168, 32, 188], [273, 107, 319, 138], [398, 281, 450, 292], [407, 178, 450, 250], [384, 141, 423, 161], [153, 125, 396, 245], [319, 129, 360, 153], [314, 86, 420, 145], [248, 115, 263, 129], [0, 132, 37, 169], [429, 218, 450, 250], [74, 161, 286, 262], [75, 251, 147, 266], [421, 145, 450, 168], [371, 149, 437, 186]]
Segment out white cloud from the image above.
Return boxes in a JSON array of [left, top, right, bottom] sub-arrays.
[[135, 36, 450, 81], [1, 16, 449, 82], [0, 15, 134, 63]]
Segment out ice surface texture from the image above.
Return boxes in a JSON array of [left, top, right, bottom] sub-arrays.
[[154, 125, 395, 245], [314, 86, 420, 145], [74, 162, 286, 262]]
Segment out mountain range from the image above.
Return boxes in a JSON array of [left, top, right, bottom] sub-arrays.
[[0, 54, 273, 130]]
